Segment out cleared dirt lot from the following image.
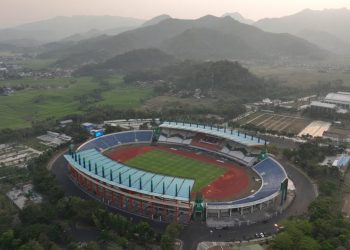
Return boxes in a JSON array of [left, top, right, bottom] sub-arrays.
[[298, 121, 331, 137]]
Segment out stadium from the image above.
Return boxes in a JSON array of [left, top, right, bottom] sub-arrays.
[[64, 121, 289, 225]]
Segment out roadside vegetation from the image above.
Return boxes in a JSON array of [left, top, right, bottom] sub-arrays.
[[271, 141, 350, 250], [0, 144, 179, 249]]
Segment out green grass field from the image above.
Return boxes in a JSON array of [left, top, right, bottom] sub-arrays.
[[125, 149, 226, 192], [17, 58, 57, 70], [0, 76, 153, 129], [251, 66, 350, 88]]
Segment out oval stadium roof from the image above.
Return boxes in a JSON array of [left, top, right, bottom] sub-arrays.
[[65, 149, 194, 202], [160, 121, 267, 147]]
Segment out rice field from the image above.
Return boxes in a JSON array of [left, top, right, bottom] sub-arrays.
[[0, 76, 153, 129]]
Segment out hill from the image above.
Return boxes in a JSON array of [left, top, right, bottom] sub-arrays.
[[255, 8, 350, 54], [74, 48, 177, 76], [142, 14, 172, 26], [0, 15, 144, 45], [222, 12, 254, 24], [41, 15, 328, 66], [124, 60, 297, 101]]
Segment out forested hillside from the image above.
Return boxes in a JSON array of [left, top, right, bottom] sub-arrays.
[[40, 15, 328, 66], [124, 60, 298, 101], [74, 48, 176, 76]]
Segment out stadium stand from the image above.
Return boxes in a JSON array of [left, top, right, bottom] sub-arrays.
[[220, 147, 256, 166], [158, 129, 195, 145], [207, 157, 287, 208], [191, 133, 223, 151], [79, 130, 153, 151], [158, 126, 257, 166], [160, 121, 267, 147], [65, 148, 194, 201]]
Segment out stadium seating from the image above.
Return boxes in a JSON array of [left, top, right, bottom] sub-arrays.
[[191, 133, 223, 151], [207, 157, 287, 207], [226, 150, 256, 167], [135, 131, 154, 142], [158, 134, 168, 143], [160, 121, 267, 147], [182, 138, 192, 145], [166, 136, 183, 144], [74, 126, 284, 211], [79, 130, 153, 151], [65, 148, 194, 201], [158, 127, 257, 166], [157, 130, 194, 145]]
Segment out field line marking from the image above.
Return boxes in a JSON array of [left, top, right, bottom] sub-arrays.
[[278, 121, 292, 132], [266, 116, 288, 130], [270, 117, 290, 130], [269, 113, 307, 120], [273, 120, 289, 131], [244, 113, 265, 125], [256, 115, 275, 127]]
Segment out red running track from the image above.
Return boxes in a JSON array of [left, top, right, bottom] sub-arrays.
[[106, 145, 249, 201], [107, 145, 154, 162]]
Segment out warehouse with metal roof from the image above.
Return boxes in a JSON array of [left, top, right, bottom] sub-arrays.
[[324, 92, 350, 109]]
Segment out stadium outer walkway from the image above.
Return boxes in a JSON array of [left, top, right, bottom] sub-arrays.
[[50, 153, 317, 250]]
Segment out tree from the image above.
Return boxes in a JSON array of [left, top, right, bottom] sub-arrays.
[[299, 236, 320, 250], [160, 233, 173, 250], [0, 230, 21, 249], [271, 232, 293, 250], [160, 223, 182, 250], [132, 222, 154, 243], [19, 240, 45, 250]]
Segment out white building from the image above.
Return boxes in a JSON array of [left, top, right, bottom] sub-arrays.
[[324, 92, 350, 110], [104, 118, 160, 130], [310, 101, 337, 113], [6, 184, 42, 209], [37, 131, 72, 147]]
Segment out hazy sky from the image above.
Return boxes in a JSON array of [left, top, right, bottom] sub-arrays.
[[1, 0, 350, 28]]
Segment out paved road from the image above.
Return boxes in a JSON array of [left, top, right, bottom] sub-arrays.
[[51, 154, 317, 250]]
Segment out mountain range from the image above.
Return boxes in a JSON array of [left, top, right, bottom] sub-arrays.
[[255, 8, 350, 54], [0, 16, 145, 45], [40, 15, 327, 66], [3, 9, 350, 64], [222, 12, 254, 24]]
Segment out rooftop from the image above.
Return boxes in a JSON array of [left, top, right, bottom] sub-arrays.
[[333, 155, 350, 171], [65, 149, 194, 202], [160, 121, 267, 147], [6, 184, 42, 209], [310, 101, 337, 109], [325, 92, 350, 104]]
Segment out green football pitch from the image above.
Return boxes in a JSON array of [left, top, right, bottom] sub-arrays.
[[125, 149, 226, 192]]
